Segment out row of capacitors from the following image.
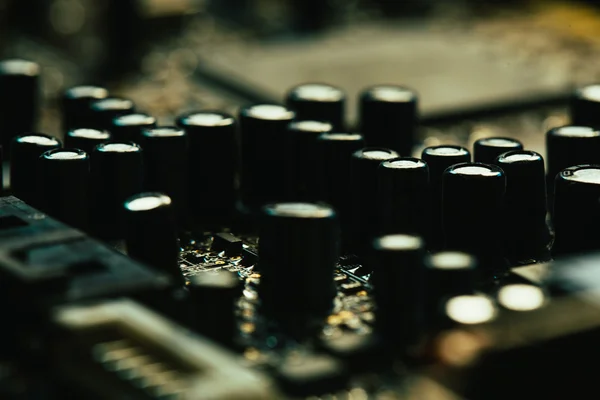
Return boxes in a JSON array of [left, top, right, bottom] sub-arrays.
[[4, 58, 600, 263]]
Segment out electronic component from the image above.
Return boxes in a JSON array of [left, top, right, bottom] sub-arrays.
[[378, 156, 429, 237], [65, 128, 112, 155], [90, 98, 135, 131], [370, 234, 425, 353], [570, 84, 600, 127], [176, 111, 237, 227], [238, 105, 295, 211], [421, 145, 471, 250], [10, 134, 61, 207], [138, 126, 188, 226], [111, 113, 157, 142], [62, 86, 109, 132], [258, 203, 339, 337], [38, 148, 90, 232], [286, 120, 333, 201], [124, 192, 183, 285], [90, 142, 144, 240], [442, 163, 506, 275], [285, 83, 345, 130], [188, 270, 241, 348], [552, 165, 600, 257], [0, 59, 39, 155], [51, 299, 277, 399], [359, 85, 418, 155], [212, 232, 243, 256], [473, 137, 523, 164], [316, 132, 365, 249], [423, 251, 476, 329], [349, 147, 399, 254], [494, 150, 550, 263], [545, 126, 600, 197]]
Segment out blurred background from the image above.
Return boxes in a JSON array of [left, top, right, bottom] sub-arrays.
[[2, 0, 600, 153]]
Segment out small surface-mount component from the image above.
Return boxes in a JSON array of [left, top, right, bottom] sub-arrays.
[[51, 299, 278, 399], [212, 232, 243, 256]]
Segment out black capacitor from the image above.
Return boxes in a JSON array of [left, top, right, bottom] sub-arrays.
[[421, 145, 471, 250], [64, 128, 111, 155], [570, 84, 600, 127], [89, 97, 135, 131], [359, 85, 418, 155], [90, 142, 144, 241], [139, 126, 188, 226], [315, 133, 366, 246], [61, 85, 109, 132], [188, 270, 241, 348], [176, 111, 237, 227], [370, 234, 425, 351], [496, 283, 547, 313], [285, 83, 345, 130], [239, 104, 295, 210], [377, 157, 429, 237], [38, 148, 90, 231], [553, 165, 600, 257], [546, 126, 600, 197], [0, 59, 40, 154], [473, 137, 523, 164], [111, 113, 156, 142], [349, 147, 399, 254], [287, 120, 333, 201], [442, 163, 506, 275], [258, 203, 339, 335], [10, 134, 61, 207], [494, 150, 550, 263], [423, 251, 476, 329], [436, 293, 498, 331], [124, 192, 183, 284]]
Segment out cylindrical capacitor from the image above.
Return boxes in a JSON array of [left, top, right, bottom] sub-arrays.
[[38, 148, 90, 231], [359, 85, 418, 155], [285, 83, 345, 130], [316, 133, 366, 247], [553, 165, 600, 257], [90, 142, 144, 241], [138, 127, 188, 226], [423, 251, 476, 329], [64, 128, 111, 155], [349, 147, 399, 254], [89, 97, 135, 131], [496, 283, 547, 313], [570, 84, 600, 127], [61, 85, 109, 132], [10, 134, 61, 207], [239, 104, 295, 211], [111, 113, 156, 142], [370, 234, 425, 351], [546, 126, 600, 197], [377, 157, 429, 237], [176, 111, 237, 227], [494, 150, 550, 263], [188, 270, 241, 348], [124, 192, 183, 284], [442, 163, 506, 275], [436, 293, 498, 332], [0, 59, 40, 155], [473, 137, 523, 164], [421, 145, 471, 250], [287, 120, 333, 201], [258, 203, 340, 335]]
